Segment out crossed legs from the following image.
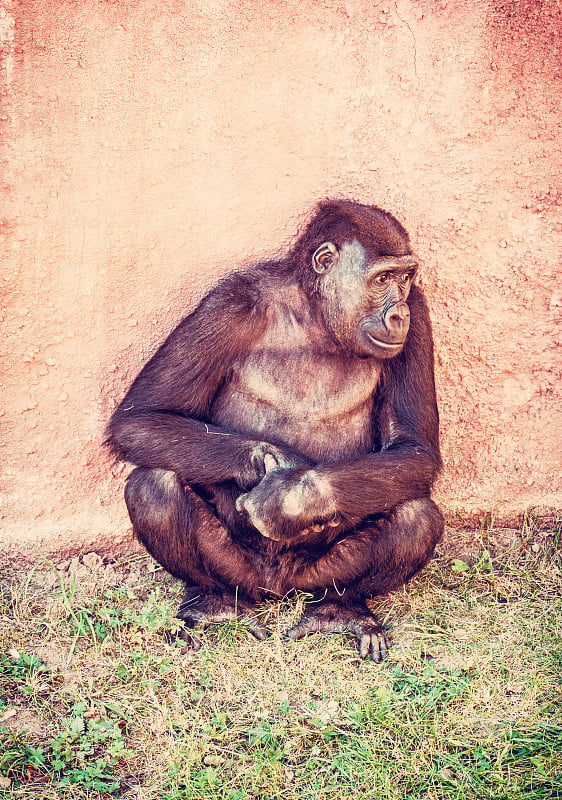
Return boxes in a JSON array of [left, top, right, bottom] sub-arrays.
[[124, 467, 443, 659]]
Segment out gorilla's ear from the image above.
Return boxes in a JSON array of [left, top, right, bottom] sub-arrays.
[[312, 242, 339, 274]]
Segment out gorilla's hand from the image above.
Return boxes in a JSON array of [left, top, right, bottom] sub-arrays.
[[236, 467, 338, 541], [235, 441, 312, 492]]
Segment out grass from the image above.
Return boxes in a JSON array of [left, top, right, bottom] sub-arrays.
[[0, 518, 561, 799]]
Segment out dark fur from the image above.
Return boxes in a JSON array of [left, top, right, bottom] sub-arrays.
[[106, 200, 443, 660]]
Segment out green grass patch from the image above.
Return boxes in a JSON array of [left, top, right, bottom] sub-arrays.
[[1, 520, 561, 799]]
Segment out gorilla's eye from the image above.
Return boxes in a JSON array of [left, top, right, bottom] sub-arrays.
[[374, 272, 391, 285], [401, 271, 414, 284]]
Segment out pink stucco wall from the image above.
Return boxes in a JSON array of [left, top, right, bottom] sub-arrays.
[[2, 0, 561, 557]]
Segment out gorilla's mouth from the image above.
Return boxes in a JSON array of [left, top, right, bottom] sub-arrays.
[[366, 334, 404, 351]]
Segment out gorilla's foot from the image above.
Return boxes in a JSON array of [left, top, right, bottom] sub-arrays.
[[175, 588, 269, 650], [285, 600, 390, 662]]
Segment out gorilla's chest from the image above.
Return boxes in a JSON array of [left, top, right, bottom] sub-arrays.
[[212, 324, 381, 461], [235, 348, 378, 419]]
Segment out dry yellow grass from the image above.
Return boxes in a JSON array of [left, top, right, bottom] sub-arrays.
[[1, 520, 561, 799]]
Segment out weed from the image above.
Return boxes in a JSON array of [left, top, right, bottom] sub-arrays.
[[0, 701, 132, 793], [0, 730, 46, 784], [0, 652, 43, 681], [48, 701, 132, 792]]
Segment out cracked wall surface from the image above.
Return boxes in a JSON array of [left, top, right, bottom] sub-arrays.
[[1, 0, 561, 557]]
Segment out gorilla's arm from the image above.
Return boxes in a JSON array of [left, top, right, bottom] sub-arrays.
[[318, 287, 441, 521], [106, 273, 307, 489], [237, 288, 441, 537]]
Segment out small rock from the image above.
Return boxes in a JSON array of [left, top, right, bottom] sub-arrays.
[[82, 552, 103, 571]]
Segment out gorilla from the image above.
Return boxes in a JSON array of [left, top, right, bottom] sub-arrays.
[[106, 200, 443, 661]]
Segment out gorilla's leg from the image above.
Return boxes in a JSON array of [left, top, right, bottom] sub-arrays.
[[286, 498, 443, 661], [124, 467, 268, 644]]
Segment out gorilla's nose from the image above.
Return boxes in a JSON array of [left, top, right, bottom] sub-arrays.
[[384, 302, 410, 341]]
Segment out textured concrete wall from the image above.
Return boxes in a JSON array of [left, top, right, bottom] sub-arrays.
[[2, 0, 561, 557]]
